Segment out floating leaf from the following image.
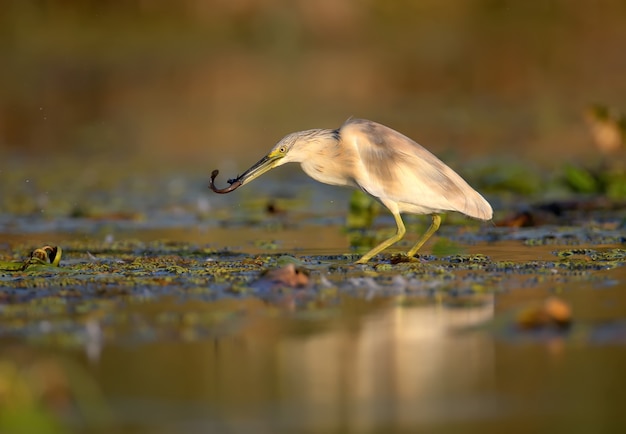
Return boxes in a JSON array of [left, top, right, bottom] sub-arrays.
[[516, 297, 572, 330], [254, 264, 310, 290], [0, 245, 62, 272]]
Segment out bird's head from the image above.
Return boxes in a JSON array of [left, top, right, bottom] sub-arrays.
[[229, 130, 319, 186]]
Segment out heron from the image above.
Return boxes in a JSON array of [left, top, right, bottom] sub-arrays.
[[210, 118, 492, 263]]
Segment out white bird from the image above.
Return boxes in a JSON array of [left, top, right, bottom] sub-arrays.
[[210, 118, 492, 263]]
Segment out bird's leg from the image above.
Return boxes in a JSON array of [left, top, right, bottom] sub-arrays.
[[406, 214, 442, 258], [356, 212, 406, 264]]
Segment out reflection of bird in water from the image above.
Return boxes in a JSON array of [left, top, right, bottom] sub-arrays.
[[210, 118, 492, 263], [585, 104, 625, 156]]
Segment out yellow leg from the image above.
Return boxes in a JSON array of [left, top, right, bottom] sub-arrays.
[[406, 214, 441, 258], [356, 212, 406, 264]]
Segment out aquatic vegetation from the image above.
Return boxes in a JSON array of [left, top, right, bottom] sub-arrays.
[[0, 245, 63, 272], [0, 232, 623, 353], [0, 152, 625, 375]]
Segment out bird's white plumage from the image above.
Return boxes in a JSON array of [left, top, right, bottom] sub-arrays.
[[340, 119, 492, 220], [226, 118, 492, 263]]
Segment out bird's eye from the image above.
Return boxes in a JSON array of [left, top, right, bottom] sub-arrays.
[[279, 146, 287, 153]]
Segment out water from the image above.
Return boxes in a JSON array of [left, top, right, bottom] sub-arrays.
[[2, 166, 626, 433], [1, 217, 625, 433]]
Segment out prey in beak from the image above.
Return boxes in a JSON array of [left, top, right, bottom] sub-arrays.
[[209, 153, 282, 194]]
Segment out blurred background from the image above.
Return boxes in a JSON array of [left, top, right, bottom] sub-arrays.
[[2, 3, 626, 432], [2, 0, 625, 171]]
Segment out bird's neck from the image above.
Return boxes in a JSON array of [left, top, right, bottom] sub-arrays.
[[298, 129, 357, 188]]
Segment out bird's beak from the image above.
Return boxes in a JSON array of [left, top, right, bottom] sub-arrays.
[[232, 153, 282, 186]]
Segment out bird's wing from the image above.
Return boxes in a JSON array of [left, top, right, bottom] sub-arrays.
[[341, 119, 492, 219]]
